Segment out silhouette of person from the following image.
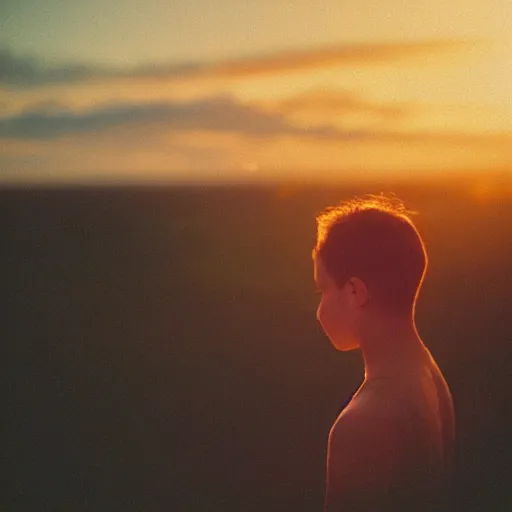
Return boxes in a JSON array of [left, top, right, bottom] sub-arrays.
[[312, 194, 455, 511]]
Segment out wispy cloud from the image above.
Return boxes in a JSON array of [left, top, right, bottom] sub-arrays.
[[1, 39, 470, 87], [203, 39, 470, 78], [0, 96, 338, 139], [272, 89, 409, 120], [1, 94, 509, 151], [2, 39, 508, 183], [0, 48, 105, 86], [0, 47, 203, 87]]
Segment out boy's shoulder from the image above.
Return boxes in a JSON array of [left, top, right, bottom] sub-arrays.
[[328, 390, 407, 477], [350, 376, 412, 416], [332, 381, 404, 437], [333, 368, 431, 435]]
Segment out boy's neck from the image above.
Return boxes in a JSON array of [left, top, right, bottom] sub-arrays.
[[358, 312, 426, 381]]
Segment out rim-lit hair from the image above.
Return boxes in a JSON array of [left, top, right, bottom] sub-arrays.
[[313, 193, 428, 315]]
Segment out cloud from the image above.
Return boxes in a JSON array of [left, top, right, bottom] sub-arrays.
[[273, 89, 409, 120], [1, 39, 470, 87], [203, 39, 470, 78], [0, 48, 105, 86], [0, 47, 206, 86], [1, 94, 509, 154], [0, 96, 339, 139]]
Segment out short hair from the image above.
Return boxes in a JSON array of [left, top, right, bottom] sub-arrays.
[[313, 193, 428, 314]]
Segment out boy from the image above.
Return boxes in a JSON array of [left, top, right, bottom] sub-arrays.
[[313, 194, 455, 511]]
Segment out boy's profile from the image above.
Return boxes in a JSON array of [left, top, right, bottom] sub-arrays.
[[312, 194, 455, 511]]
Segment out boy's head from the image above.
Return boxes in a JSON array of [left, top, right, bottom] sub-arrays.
[[312, 194, 427, 351]]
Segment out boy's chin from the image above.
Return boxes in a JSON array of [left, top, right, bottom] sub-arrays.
[[332, 338, 360, 352]]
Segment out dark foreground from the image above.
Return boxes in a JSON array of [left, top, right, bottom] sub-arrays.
[[4, 181, 511, 511]]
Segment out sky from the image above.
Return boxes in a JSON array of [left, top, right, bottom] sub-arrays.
[[1, 0, 511, 185]]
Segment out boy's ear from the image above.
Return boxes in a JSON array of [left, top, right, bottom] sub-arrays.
[[348, 277, 369, 307]]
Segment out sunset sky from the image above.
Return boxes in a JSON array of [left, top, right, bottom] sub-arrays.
[[1, 0, 511, 184]]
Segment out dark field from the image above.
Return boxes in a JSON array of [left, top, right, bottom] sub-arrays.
[[4, 181, 512, 511]]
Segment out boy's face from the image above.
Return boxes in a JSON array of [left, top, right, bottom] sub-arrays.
[[313, 255, 361, 351]]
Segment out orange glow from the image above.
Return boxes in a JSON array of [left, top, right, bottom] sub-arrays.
[[314, 193, 416, 248], [469, 175, 512, 204], [2, 0, 511, 184]]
